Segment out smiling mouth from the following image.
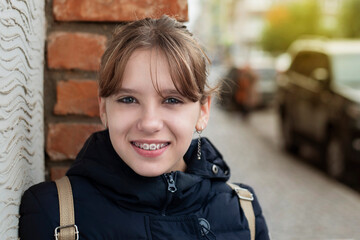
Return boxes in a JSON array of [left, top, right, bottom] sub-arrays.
[[131, 142, 170, 151]]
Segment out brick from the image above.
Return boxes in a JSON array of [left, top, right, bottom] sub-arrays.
[[54, 80, 99, 117], [47, 32, 107, 71], [53, 0, 188, 22], [47, 123, 104, 160], [50, 166, 70, 181]]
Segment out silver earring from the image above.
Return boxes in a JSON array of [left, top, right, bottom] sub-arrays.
[[104, 121, 107, 129], [196, 129, 202, 160]]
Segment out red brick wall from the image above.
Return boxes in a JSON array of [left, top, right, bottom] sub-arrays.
[[45, 0, 188, 180]]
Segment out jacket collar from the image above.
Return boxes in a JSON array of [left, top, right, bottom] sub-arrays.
[[67, 130, 230, 214]]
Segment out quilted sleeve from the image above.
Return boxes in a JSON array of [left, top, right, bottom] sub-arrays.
[[19, 183, 58, 240]]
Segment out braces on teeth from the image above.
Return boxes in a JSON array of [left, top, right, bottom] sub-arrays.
[[133, 142, 168, 151]]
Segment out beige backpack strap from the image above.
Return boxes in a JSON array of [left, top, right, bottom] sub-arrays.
[[54, 176, 79, 240], [227, 182, 255, 240]]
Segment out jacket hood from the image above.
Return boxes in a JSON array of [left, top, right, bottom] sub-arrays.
[[67, 130, 230, 214]]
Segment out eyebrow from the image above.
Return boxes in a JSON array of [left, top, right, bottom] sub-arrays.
[[116, 88, 181, 95], [115, 88, 139, 94], [160, 89, 181, 95]]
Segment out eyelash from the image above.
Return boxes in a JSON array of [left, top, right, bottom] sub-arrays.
[[116, 96, 183, 105], [117, 97, 137, 104], [164, 97, 183, 104]]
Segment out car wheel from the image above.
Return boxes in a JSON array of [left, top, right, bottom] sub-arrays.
[[325, 132, 345, 180], [281, 115, 298, 154]]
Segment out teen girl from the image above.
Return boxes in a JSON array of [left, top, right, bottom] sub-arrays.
[[19, 15, 269, 240]]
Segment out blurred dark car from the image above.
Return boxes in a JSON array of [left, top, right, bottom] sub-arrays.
[[276, 38, 360, 180]]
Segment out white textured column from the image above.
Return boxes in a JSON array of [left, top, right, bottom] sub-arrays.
[[0, 0, 45, 239]]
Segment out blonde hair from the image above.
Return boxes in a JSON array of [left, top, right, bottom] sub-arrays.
[[98, 15, 213, 104]]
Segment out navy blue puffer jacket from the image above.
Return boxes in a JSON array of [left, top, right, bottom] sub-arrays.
[[19, 130, 269, 239]]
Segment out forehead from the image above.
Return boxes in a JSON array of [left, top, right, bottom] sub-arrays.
[[120, 48, 176, 90]]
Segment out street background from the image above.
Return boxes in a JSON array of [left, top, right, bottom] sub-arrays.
[[185, 0, 360, 235], [202, 66, 360, 239]]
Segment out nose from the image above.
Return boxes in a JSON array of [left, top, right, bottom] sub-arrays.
[[136, 105, 163, 133]]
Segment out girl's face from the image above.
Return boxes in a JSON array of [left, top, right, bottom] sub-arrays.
[[99, 49, 211, 177]]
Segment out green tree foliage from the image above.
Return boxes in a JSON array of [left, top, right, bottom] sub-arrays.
[[338, 0, 360, 38], [260, 1, 321, 55]]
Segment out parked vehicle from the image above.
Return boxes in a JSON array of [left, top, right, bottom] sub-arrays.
[[276, 38, 360, 180]]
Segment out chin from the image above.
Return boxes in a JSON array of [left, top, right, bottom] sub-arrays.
[[132, 166, 167, 177]]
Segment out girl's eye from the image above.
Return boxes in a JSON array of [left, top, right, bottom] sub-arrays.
[[117, 97, 137, 104], [164, 97, 182, 104]]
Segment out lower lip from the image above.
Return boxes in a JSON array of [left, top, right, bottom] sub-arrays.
[[132, 144, 169, 158]]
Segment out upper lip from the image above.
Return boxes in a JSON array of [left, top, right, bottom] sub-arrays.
[[131, 140, 170, 144]]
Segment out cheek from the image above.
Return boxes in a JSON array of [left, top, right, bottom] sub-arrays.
[[106, 105, 136, 133], [166, 106, 200, 134]]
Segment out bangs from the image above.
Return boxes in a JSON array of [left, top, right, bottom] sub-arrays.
[[150, 46, 202, 103], [153, 30, 208, 103]]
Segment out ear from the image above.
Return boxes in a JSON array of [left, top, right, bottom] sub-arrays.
[[99, 97, 107, 127], [196, 96, 211, 131]]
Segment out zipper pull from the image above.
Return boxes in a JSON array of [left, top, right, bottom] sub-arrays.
[[165, 172, 177, 193]]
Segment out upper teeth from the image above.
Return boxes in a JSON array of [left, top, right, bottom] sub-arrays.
[[133, 142, 168, 151]]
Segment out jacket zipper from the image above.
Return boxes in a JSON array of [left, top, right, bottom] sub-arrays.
[[161, 172, 177, 216]]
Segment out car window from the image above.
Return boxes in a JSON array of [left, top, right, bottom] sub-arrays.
[[331, 54, 360, 89], [290, 52, 313, 76], [291, 51, 329, 80], [311, 53, 329, 70]]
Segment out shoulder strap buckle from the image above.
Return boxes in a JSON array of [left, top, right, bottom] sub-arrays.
[[233, 185, 254, 201], [54, 224, 79, 240]]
